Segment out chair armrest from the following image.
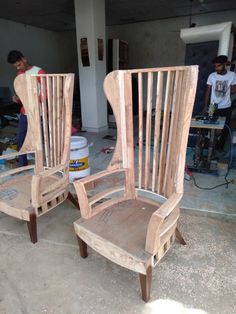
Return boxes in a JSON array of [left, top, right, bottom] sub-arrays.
[[35, 164, 67, 177], [73, 168, 128, 219], [31, 164, 68, 206], [0, 150, 35, 160], [155, 193, 182, 219], [145, 193, 182, 254], [77, 168, 128, 185]]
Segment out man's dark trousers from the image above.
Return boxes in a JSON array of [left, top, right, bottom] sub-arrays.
[[17, 114, 28, 166]]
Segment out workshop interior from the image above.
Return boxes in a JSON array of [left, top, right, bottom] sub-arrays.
[[182, 22, 236, 186], [0, 0, 236, 312]]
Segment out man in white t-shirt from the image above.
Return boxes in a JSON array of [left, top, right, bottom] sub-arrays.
[[204, 55, 236, 150]]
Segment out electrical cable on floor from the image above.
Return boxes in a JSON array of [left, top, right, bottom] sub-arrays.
[[187, 175, 233, 190], [185, 123, 234, 190]]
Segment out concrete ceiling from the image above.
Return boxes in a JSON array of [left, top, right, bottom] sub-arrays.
[[106, 0, 236, 25], [0, 0, 75, 31], [0, 0, 236, 31]]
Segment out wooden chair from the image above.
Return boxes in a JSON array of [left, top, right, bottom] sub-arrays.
[[73, 66, 198, 301], [0, 73, 75, 243]]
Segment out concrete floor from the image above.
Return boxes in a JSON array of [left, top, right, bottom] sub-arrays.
[[1, 130, 236, 313], [1, 204, 236, 314]]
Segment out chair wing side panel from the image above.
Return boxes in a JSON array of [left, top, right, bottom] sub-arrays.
[[103, 71, 123, 170]]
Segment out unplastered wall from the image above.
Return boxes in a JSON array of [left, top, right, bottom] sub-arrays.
[[107, 9, 236, 69], [0, 18, 78, 93]]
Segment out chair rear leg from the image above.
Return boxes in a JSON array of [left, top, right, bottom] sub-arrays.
[[139, 266, 152, 302], [27, 212, 37, 244], [77, 236, 88, 258], [67, 192, 80, 210], [175, 227, 186, 245]]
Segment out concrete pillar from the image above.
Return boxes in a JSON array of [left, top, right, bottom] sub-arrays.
[[74, 0, 108, 132]]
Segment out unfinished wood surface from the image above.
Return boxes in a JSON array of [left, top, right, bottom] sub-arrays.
[[0, 73, 74, 243], [138, 72, 143, 189], [123, 73, 136, 199], [139, 266, 152, 302], [144, 72, 153, 190], [0, 165, 35, 179], [46, 76, 54, 166], [88, 186, 125, 206], [74, 65, 198, 301], [152, 71, 163, 192], [163, 71, 182, 196], [40, 76, 50, 167], [74, 199, 155, 273], [157, 71, 174, 195]]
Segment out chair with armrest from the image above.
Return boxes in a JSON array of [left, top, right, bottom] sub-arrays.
[[73, 66, 198, 301], [0, 73, 75, 243]]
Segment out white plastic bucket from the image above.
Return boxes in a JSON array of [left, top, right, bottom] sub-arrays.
[[69, 136, 90, 182]]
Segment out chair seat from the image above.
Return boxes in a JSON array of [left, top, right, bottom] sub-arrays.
[[0, 174, 63, 219], [74, 199, 161, 270]]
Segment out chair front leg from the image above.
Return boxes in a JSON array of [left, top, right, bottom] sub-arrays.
[[139, 266, 152, 302], [77, 236, 88, 258], [27, 210, 37, 244], [67, 192, 80, 210]]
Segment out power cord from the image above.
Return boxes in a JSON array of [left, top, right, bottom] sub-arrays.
[[185, 174, 233, 190], [185, 123, 234, 190]]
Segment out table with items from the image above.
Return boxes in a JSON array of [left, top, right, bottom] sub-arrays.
[[188, 116, 226, 172]]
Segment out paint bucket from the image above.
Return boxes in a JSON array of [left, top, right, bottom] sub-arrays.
[[69, 136, 90, 182]]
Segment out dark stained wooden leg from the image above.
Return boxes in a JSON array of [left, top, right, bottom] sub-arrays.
[[67, 192, 80, 210], [77, 236, 88, 258], [175, 228, 186, 245], [27, 212, 37, 244], [139, 266, 152, 302]]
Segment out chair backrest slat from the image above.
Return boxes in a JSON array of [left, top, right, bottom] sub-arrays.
[[14, 73, 74, 172], [46, 76, 54, 167], [52, 76, 58, 166], [104, 66, 198, 198], [40, 76, 50, 167], [157, 71, 174, 195], [163, 70, 182, 196], [138, 72, 143, 189], [152, 71, 163, 192], [144, 72, 153, 190]]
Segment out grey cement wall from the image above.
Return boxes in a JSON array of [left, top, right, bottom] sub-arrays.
[[0, 18, 78, 93], [107, 9, 236, 69]]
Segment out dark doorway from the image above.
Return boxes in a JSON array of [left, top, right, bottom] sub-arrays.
[[185, 41, 219, 115]]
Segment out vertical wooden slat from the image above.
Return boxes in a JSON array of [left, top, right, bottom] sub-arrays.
[[28, 75, 44, 173], [123, 72, 135, 199], [163, 70, 182, 197], [57, 76, 61, 164], [138, 72, 143, 189], [61, 76, 65, 155], [152, 71, 163, 192], [171, 71, 187, 194], [175, 67, 198, 194], [119, 72, 128, 167], [157, 71, 174, 195], [40, 76, 50, 167], [46, 76, 54, 166], [144, 72, 153, 190], [52, 76, 57, 165], [61, 75, 74, 165]]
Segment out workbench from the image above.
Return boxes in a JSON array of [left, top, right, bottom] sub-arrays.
[[188, 117, 226, 172]]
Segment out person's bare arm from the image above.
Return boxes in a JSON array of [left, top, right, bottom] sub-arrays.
[[202, 84, 211, 113], [12, 95, 20, 103], [231, 84, 236, 94]]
